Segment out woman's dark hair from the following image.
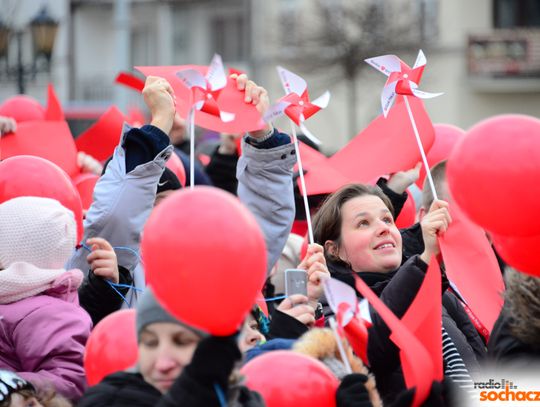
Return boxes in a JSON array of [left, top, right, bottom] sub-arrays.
[[312, 184, 394, 265]]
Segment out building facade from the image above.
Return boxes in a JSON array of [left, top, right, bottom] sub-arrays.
[[0, 0, 539, 152]]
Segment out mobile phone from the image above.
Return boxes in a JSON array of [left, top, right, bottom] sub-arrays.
[[284, 269, 308, 298]]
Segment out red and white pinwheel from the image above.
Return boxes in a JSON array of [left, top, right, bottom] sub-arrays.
[[175, 54, 234, 188], [264, 66, 331, 244], [176, 54, 234, 123], [264, 66, 330, 146], [324, 278, 372, 365], [365, 50, 442, 118]]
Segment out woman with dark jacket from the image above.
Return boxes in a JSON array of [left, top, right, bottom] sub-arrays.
[[312, 183, 470, 404], [78, 289, 264, 407]]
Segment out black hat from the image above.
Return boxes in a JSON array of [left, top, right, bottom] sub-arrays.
[[157, 167, 182, 195]]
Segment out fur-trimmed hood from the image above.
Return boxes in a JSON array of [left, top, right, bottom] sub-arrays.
[[505, 267, 540, 348], [293, 328, 383, 407]]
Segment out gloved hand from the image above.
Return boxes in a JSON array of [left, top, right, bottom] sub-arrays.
[[336, 373, 373, 407], [184, 334, 241, 388]]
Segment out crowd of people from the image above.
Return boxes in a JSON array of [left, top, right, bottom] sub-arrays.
[[0, 70, 538, 407]]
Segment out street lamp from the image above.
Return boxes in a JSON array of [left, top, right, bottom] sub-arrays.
[[0, 6, 59, 94]]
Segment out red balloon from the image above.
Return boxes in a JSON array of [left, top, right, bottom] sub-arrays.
[[395, 189, 416, 229], [84, 310, 138, 385], [165, 153, 186, 187], [141, 187, 267, 335], [72, 173, 99, 211], [416, 124, 465, 188], [447, 115, 540, 236], [0, 95, 45, 122], [491, 233, 540, 277], [0, 156, 84, 243], [241, 351, 339, 407]]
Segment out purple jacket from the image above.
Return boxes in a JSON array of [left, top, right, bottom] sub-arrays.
[[0, 293, 92, 401]]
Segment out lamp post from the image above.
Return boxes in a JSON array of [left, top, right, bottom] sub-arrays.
[[0, 6, 59, 95]]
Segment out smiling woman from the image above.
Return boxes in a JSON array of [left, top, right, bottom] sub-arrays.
[[78, 289, 265, 407], [333, 194, 403, 274], [312, 183, 453, 404]]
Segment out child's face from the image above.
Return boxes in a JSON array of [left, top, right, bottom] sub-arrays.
[[7, 393, 43, 407]]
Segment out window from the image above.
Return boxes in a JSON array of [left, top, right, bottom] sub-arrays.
[[279, 0, 301, 48], [418, 0, 439, 42], [494, 0, 540, 28], [210, 13, 247, 62], [131, 28, 154, 67]]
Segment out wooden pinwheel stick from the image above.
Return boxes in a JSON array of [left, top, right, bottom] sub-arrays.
[[289, 122, 315, 245], [188, 107, 195, 190], [329, 317, 353, 374], [403, 96, 438, 201]]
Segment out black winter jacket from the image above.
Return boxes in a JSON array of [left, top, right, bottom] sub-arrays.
[[78, 335, 264, 407], [78, 266, 133, 326], [77, 370, 264, 407], [327, 255, 485, 404], [326, 256, 428, 404]]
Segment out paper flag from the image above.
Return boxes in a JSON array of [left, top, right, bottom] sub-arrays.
[[365, 50, 443, 117], [324, 278, 358, 326], [392, 258, 443, 381], [329, 97, 435, 183], [75, 106, 125, 162], [353, 274, 434, 407], [395, 190, 416, 229], [136, 63, 264, 134], [439, 202, 505, 334], [1, 121, 79, 177], [44, 84, 65, 121], [115, 71, 145, 92], [296, 141, 351, 196], [324, 278, 372, 365]]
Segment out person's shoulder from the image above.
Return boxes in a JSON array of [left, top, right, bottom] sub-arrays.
[[1, 294, 65, 319], [21, 294, 90, 321], [79, 372, 160, 407]]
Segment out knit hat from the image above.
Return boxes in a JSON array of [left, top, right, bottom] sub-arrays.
[[156, 167, 182, 195], [136, 287, 207, 339], [0, 196, 76, 270]]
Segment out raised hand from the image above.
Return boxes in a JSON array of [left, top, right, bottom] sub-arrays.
[[420, 200, 452, 264], [142, 76, 176, 135], [297, 243, 330, 304], [86, 237, 119, 284]]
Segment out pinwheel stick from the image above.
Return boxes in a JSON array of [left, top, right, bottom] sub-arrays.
[[188, 107, 195, 189], [403, 96, 438, 201], [289, 122, 314, 244], [329, 317, 353, 374]]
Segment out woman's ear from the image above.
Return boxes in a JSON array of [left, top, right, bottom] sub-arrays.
[[324, 240, 339, 258]]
